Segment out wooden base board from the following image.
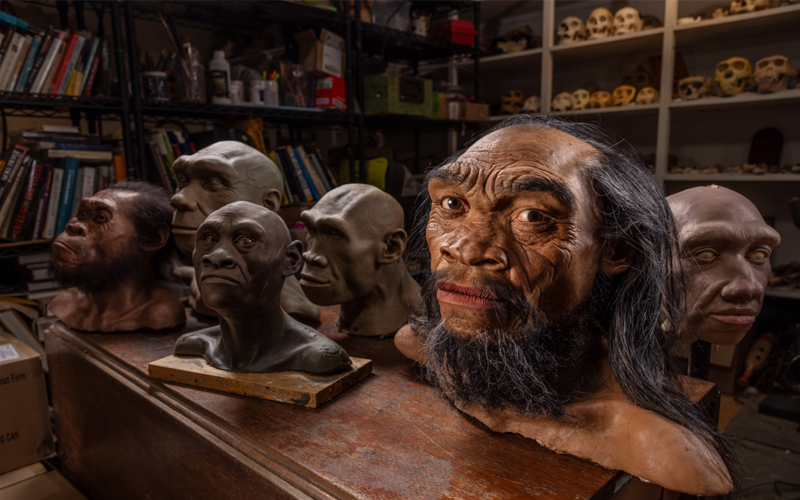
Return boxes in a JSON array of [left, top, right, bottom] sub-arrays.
[[148, 355, 372, 408]]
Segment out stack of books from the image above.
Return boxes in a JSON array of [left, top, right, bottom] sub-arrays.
[[17, 251, 61, 302], [0, 11, 110, 96], [269, 145, 337, 204], [0, 125, 124, 242]]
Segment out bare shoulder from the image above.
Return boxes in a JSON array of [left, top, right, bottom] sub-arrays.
[[394, 324, 426, 364], [142, 287, 187, 329], [174, 326, 219, 357], [294, 321, 353, 374]]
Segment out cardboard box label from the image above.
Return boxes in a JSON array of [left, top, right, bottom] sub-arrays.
[[0, 344, 20, 362]]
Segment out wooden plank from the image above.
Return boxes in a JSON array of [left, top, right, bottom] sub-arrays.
[[148, 355, 372, 408]]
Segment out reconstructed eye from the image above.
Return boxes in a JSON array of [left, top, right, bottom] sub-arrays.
[[694, 249, 718, 263], [517, 209, 550, 223], [441, 197, 464, 211], [201, 233, 218, 244], [203, 178, 225, 190], [747, 249, 769, 263], [236, 235, 255, 245], [94, 213, 108, 223]]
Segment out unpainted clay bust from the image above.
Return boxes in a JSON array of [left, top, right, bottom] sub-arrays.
[[299, 184, 421, 338], [50, 181, 186, 332], [170, 141, 319, 324], [668, 186, 780, 345], [174, 202, 352, 374], [396, 117, 736, 496]]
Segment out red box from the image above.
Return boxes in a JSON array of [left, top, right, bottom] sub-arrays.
[[314, 75, 346, 112], [429, 20, 477, 46]]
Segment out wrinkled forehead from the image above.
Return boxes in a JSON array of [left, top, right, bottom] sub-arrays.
[[85, 190, 140, 213], [173, 150, 250, 178]]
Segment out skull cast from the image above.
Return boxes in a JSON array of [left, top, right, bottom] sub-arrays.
[[571, 89, 591, 110], [556, 17, 588, 45], [612, 85, 637, 106], [613, 7, 643, 36], [754, 55, 797, 93], [730, 0, 772, 14], [713, 8, 729, 18], [551, 92, 573, 112], [589, 90, 613, 108], [587, 8, 614, 40], [501, 90, 525, 114], [622, 71, 653, 91], [678, 76, 715, 100], [635, 87, 659, 104], [522, 95, 541, 113], [716, 57, 753, 96]]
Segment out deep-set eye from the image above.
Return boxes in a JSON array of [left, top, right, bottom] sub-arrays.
[[235, 235, 256, 245], [176, 174, 189, 187], [94, 213, 108, 223], [200, 233, 218, 244], [516, 209, 551, 223], [747, 249, 769, 263], [440, 197, 464, 211], [203, 177, 225, 191], [693, 249, 718, 263]]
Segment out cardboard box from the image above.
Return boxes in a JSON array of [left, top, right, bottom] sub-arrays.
[[459, 102, 490, 122], [294, 29, 345, 78], [0, 470, 86, 500], [0, 333, 55, 475], [365, 74, 433, 117], [314, 75, 346, 112]]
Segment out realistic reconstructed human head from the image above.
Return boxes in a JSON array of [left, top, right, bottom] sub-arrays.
[[409, 115, 738, 492], [194, 201, 302, 315], [668, 186, 780, 345], [52, 181, 172, 291], [171, 141, 284, 256]]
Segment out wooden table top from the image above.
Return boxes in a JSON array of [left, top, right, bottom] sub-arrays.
[[49, 306, 716, 500]]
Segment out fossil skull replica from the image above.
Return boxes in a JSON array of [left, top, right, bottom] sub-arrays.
[[589, 90, 613, 108], [622, 71, 653, 91], [713, 7, 729, 17], [551, 92, 573, 112], [678, 76, 715, 100], [716, 57, 753, 96], [587, 8, 614, 40], [754, 55, 797, 93], [556, 16, 588, 45], [571, 89, 591, 110], [501, 90, 525, 114], [612, 85, 637, 106], [613, 7, 643, 36], [730, 0, 772, 14], [635, 87, 659, 104], [522, 95, 541, 113]]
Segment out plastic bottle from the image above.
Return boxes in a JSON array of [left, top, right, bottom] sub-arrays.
[[208, 50, 231, 105]]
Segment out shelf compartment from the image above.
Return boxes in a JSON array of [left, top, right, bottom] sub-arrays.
[[363, 115, 483, 129], [550, 28, 664, 64], [0, 239, 52, 260], [674, 4, 800, 47], [0, 92, 123, 118], [359, 23, 475, 63], [670, 89, 800, 112], [664, 174, 800, 182], [139, 100, 348, 127], [765, 287, 800, 300], [551, 103, 660, 118]]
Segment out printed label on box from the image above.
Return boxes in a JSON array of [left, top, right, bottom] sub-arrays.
[[322, 49, 342, 78], [317, 77, 334, 90], [0, 344, 19, 362], [449, 102, 459, 120]]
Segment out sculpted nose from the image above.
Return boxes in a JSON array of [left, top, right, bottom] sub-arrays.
[[303, 249, 328, 268], [171, 188, 197, 212], [439, 233, 508, 272], [65, 219, 85, 236], [203, 248, 236, 269], [720, 261, 764, 304]]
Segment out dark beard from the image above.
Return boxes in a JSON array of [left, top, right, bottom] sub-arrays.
[[412, 271, 611, 418], [50, 242, 141, 294]]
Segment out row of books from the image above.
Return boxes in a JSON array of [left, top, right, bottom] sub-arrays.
[[269, 145, 337, 204], [0, 127, 125, 242], [145, 129, 196, 195], [0, 11, 110, 96]]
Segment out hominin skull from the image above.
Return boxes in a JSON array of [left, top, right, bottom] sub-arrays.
[[551, 92, 573, 112], [587, 8, 614, 40], [622, 71, 653, 91], [715, 57, 753, 96], [635, 87, 659, 104], [557, 17, 588, 45], [589, 90, 613, 108], [522, 95, 541, 113], [754, 55, 797, 93], [501, 90, 525, 114], [613, 7, 643, 36], [730, 0, 772, 14], [612, 85, 637, 106], [678, 76, 715, 100], [571, 89, 591, 110]]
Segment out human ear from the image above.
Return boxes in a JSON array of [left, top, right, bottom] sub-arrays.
[[600, 240, 632, 276], [262, 189, 282, 213], [378, 228, 407, 264], [139, 222, 170, 252], [282, 240, 304, 277]]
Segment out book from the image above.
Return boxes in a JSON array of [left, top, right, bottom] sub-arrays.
[[0, 26, 16, 67], [267, 152, 294, 205], [277, 147, 312, 202], [297, 146, 328, 197], [307, 147, 337, 189], [6, 33, 32, 91], [26, 280, 60, 292], [49, 33, 79, 94], [32, 165, 53, 239], [0, 31, 26, 90], [148, 129, 178, 187], [89, 38, 109, 96], [14, 32, 41, 92], [82, 45, 101, 96], [28, 267, 53, 281], [25, 124, 81, 134], [0, 156, 32, 236], [43, 167, 63, 238], [112, 154, 126, 182], [289, 147, 318, 201], [26, 289, 61, 301], [11, 130, 98, 143], [38, 149, 112, 163], [17, 251, 50, 265], [0, 11, 28, 30], [54, 157, 79, 234], [24, 29, 54, 92], [8, 161, 48, 241], [147, 140, 173, 193], [32, 29, 65, 94], [76, 37, 99, 95], [80, 166, 95, 200], [58, 34, 84, 95], [24, 142, 112, 152], [0, 145, 28, 206]]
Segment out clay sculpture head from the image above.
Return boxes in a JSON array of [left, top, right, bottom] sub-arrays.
[[50, 181, 186, 332], [398, 115, 738, 497], [300, 184, 421, 338], [668, 186, 780, 346], [174, 202, 352, 374]]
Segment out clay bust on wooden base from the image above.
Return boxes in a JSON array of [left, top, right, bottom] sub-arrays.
[[170, 141, 319, 324], [299, 184, 420, 338], [174, 202, 352, 374], [668, 186, 780, 345], [397, 116, 737, 496], [49, 181, 186, 332]]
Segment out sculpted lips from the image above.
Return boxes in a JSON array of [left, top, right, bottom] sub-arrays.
[[711, 308, 757, 325], [299, 272, 329, 288], [436, 282, 500, 309], [201, 273, 239, 285], [53, 240, 76, 255]]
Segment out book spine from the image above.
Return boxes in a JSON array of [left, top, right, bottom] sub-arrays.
[[12, 132, 98, 143], [290, 148, 318, 201], [7, 34, 32, 91], [0, 26, 16, 65], [55, 157, 79, 234], [0, 11, 28, 30], [276, 149, 303, 203], [0, 145, 27, 204], [148, 140, 173, 193], [77, 38, 98, 94], [268, 152, 292, 205], [32, 142, 111, 151], [32, 165, 53, 239], [14, 34, 40, 92], [112, 154, 126, 182], [45, 149, 112, 162], [9, 161, 46, 241], [81, 166, 95, 198], [82, 50, 100, 96], [43, 167, 63, 238], [57, 35, 83, 95], [0, 157, 32, 236], [0, 31, 25, 90], [298, 146, 328, 197], [48, 33, 76, 94], [308, 150, 333, 191], [25, 30, 54, 92], [32, 30, 64, 94]]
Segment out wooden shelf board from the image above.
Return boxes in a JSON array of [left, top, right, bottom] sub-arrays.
[[473, 48, 543, 72], [0, 239, 53, 250], [664, 174, 800, 182], [670, 89, 800, 112], [674, 4, 800, 46], [765, 287, 800, 300], [550, 103, 660, 118], [550, 28, 664, 64]]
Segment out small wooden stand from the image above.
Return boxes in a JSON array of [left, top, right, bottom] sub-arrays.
[[148, 355, 372, 408]]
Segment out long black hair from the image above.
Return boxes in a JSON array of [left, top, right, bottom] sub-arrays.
[[410, 114, 740, 498]]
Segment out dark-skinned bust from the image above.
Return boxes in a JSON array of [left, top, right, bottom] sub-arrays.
[[395, 116, 737, 496], [170, 140, 319, 324], [174, 202, 352, 374], [50, 181, 186, 333], [668, 186, 780, 346], [299, 184, 421, 338]]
